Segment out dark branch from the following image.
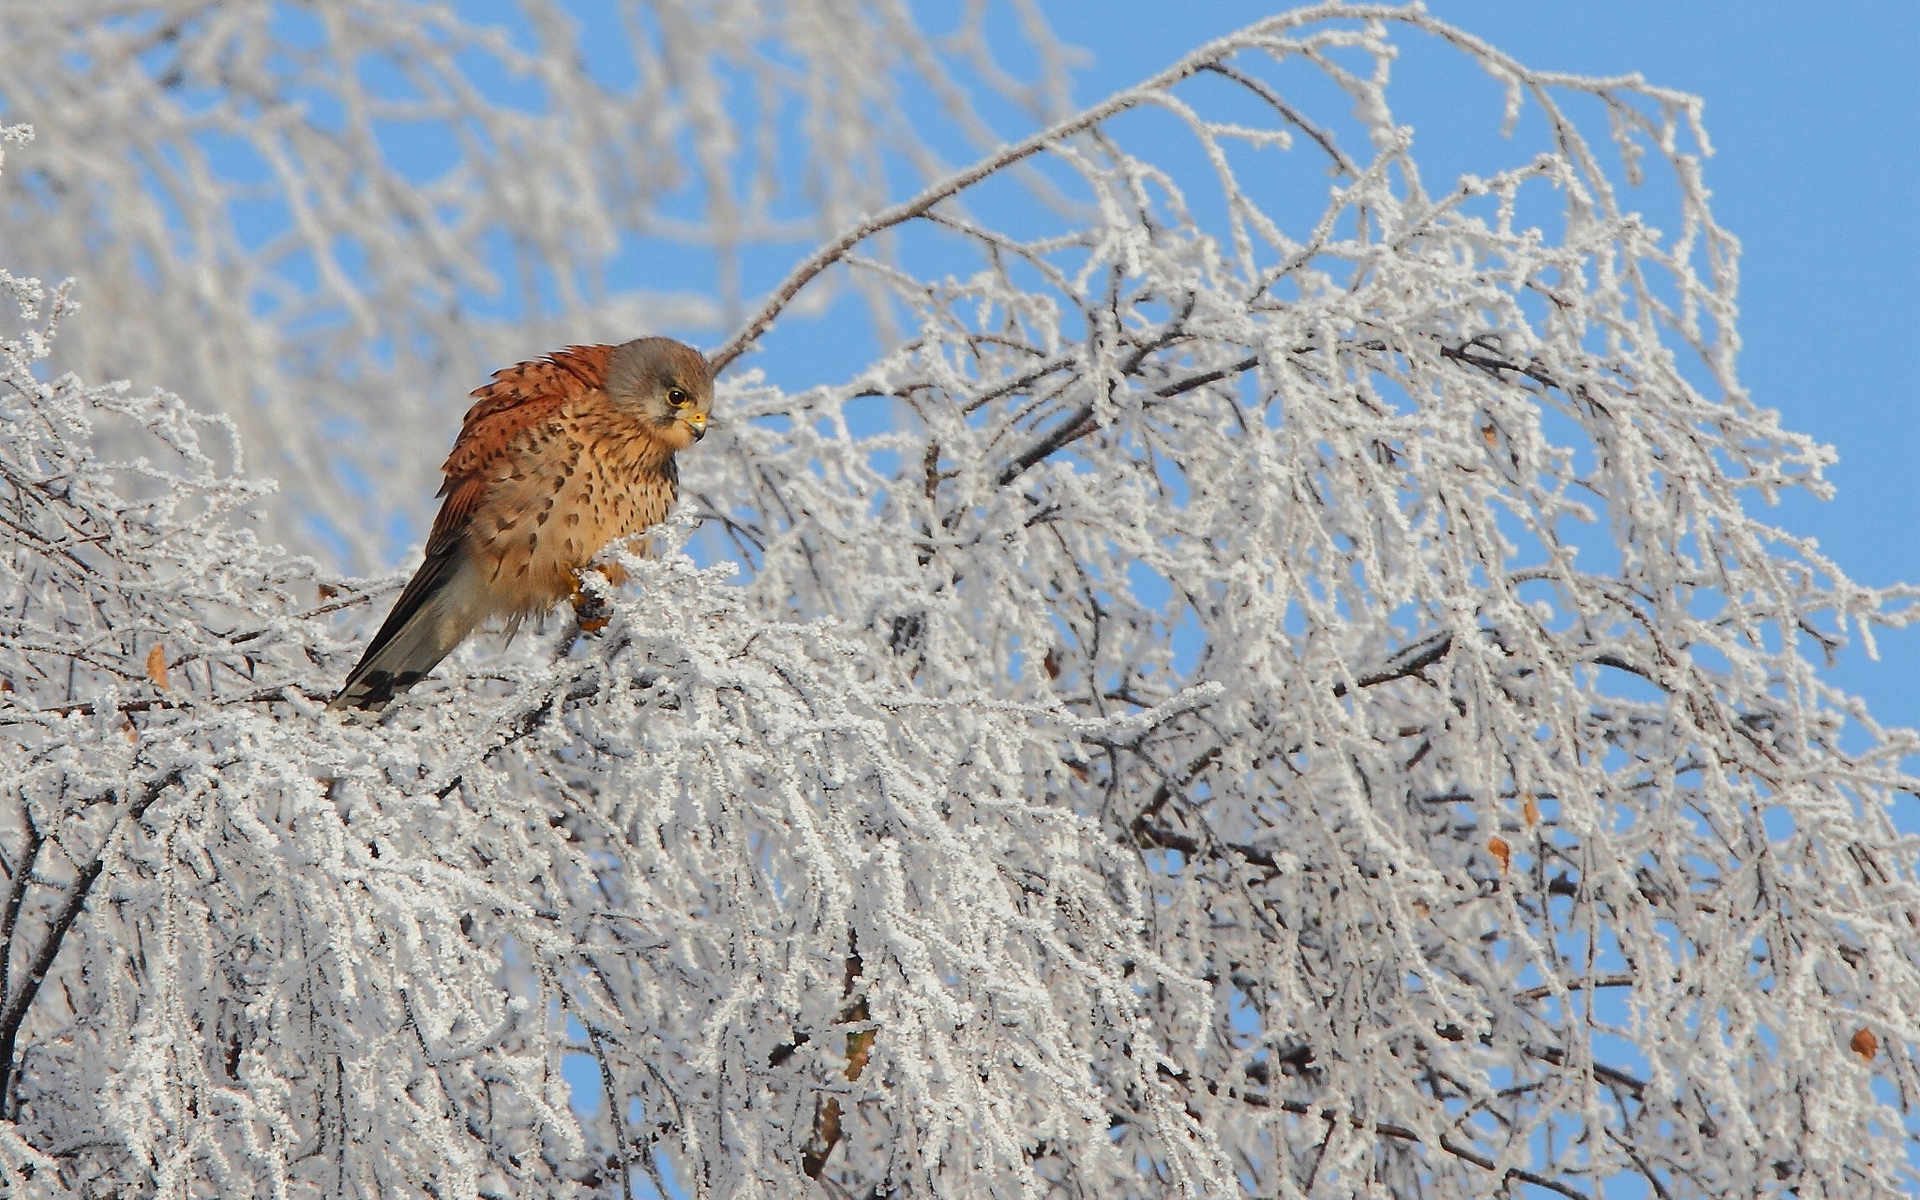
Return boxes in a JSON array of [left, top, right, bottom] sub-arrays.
[[1333, 632, 1454, 697], [1258, 1097, 1594, 1200], [996, 355, 1261, 486], [0, 812, 44, 1017], [1524, 1043, 1648, 1100], [1198, 64, 1358, 176], [1438, 342, 1562, 391]]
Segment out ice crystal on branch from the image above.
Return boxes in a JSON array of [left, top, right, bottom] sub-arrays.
[[1, 7, 1917, 1200]]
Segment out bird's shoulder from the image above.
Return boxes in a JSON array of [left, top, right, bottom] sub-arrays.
[[428, 344, 614, 552], [441, 345, 613, 480]]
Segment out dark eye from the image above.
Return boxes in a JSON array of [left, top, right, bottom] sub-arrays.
[[667, 387, 691, 408]]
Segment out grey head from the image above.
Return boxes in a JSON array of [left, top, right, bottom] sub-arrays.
[[604, 336, 713, 450]]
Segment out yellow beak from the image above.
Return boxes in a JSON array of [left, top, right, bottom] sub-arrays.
[[684, 412, 708, 440]]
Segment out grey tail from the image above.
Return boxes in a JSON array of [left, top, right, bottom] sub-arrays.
[[329, 547, 480, 712]]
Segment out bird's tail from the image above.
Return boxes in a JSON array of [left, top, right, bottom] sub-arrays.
[[330, 548, 487, 712]]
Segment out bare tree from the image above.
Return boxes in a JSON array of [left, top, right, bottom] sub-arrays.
[[1, 5, 1915, 1199]]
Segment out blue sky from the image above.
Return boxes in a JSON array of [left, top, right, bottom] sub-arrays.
[[1045, 0, 1920, 746]]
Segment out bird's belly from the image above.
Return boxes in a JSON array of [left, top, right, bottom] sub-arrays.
[[466, 460, 670, 618]]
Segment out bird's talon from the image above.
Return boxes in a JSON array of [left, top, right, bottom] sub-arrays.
[[571, 573, 613, 632]]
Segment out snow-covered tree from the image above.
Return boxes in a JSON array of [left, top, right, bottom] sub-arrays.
[[2, 5, 1916, 1198]]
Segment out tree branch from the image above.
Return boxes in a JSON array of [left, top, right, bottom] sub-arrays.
[[1333, 632, 1454, 697], [996, 355, 1261, 486], [0, 765, 189, 1112], [1256, 1095, 1594, 1200], [0, 809, 43, 1018]]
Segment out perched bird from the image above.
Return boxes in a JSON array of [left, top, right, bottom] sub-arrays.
[[330, 337, 712, 711]]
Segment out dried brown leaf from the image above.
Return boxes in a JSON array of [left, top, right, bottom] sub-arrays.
[[1851, 1027, 1878, 1062]]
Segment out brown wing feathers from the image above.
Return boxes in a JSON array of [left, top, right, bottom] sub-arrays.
[[431, 347, 610, 544]]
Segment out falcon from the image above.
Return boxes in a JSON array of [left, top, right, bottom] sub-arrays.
[[330, 337, 712, 711]]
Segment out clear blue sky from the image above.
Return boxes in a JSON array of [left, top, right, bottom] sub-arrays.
[[1039, 0, 1920, 747]]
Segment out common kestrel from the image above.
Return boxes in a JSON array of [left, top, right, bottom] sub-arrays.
[[330, 337, 713, 711]]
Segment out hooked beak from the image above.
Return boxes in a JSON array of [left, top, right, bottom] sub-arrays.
[[684, 412, 708, 441]]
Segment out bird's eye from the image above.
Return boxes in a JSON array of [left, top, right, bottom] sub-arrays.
[[667, 387, 691, 408]]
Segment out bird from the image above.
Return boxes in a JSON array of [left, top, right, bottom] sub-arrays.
[[330, 337, 712, 711]]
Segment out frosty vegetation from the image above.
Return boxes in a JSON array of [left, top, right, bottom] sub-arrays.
[[2, 4, 1917, 1199]]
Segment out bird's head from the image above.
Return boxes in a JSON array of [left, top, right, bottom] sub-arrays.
[[604, 336, 715, 451]]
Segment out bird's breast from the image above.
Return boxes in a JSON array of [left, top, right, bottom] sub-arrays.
[[464, 411, 678, 618]]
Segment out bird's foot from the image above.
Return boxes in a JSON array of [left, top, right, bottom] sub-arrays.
[[569, 565, 623, 632]]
